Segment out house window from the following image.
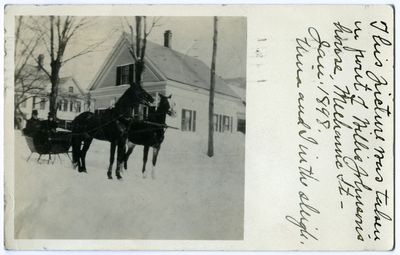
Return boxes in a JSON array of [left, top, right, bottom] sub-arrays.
[[116, 64, 134, 86], [69, 86, 74, 93], [58, 101, 62, 111], [134, 105, 155, 120], [213, 114, 219, 131], [219, 115, 223, 132], [141, 106, 156, 120], [181, 109, 196, 132], [76, 101, 81, 113], [70, 100, 74, 112], [213, 114, 232, 132], [142, 106, 149, 120], [237, 119, 246, 133], [63, 100, 68, 111], [32, 96, 37, 109], [213, 114, 222, 132], [223, 115, 232, 132], [40, 98, 46, 110]]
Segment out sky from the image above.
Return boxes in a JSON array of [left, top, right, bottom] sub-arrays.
[[52, 16, 247, 90]]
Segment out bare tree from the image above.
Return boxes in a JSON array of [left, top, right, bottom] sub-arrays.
[[14, 17, 47, 122], [207, 17, 218, 157], [18, 16, 107, 117], [122, 16, 161, 84]]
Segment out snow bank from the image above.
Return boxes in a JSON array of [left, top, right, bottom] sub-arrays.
[[13, 130, 245, 240]]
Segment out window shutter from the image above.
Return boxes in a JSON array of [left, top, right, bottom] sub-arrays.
[[181, 109, 185, 131], [193, 111, 196, 132], [129, 64, 134, 84], [219, 115, 222, 132], [116, 66, 122, 86], [231, 117, 233, 132]]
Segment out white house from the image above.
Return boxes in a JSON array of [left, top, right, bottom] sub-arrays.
[[89, 31, 246, 137], [15, 69, 88, 129]]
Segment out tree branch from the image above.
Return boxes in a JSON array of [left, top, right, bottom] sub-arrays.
[[56, 16, 61, 45], [18, 38, 51, 79], [145, 17, 162, 37], [62, 39, 107, 64], [14, 16, 23, 59], [65, 17, 90, 42]]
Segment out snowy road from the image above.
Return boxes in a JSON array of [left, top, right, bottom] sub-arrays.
[[13, 130, 245, 240]]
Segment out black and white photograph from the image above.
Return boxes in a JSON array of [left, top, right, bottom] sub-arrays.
[[4, 4, 395, 252], [12, 15, 246, 240]]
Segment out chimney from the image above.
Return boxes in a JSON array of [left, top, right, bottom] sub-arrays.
[[164, 30, 172, 48]]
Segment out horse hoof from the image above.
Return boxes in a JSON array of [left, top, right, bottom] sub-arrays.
[[124, 162, 127, 170], [108, 176, 113, 180], [117, 176, 122, 180]]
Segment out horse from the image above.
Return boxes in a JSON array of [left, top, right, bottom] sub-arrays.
[[119, 94, 176, 179], [71, 83, 154, 179]]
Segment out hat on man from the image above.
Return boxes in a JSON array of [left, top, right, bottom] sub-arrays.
[[48, 112, 55, 118], [32, 110, 38, 116]]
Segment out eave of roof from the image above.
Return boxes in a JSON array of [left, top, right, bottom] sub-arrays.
[[89, 33, 241, 99]]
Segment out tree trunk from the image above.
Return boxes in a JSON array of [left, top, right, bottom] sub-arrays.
[[135, 59, 144, 84], [207, 17, 218, 157], [49, 61, 61, 116], [132, 16, 147, 120], [134, 17, 145, 85]]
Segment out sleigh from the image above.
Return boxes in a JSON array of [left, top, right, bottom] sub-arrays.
[[23, 129, 72, 164]]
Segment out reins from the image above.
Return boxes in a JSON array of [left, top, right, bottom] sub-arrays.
[[53, 112, 178, 140]]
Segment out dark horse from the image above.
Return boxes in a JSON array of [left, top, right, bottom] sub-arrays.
[[119, 94, 176, 179], [71, 83, 154, 179]]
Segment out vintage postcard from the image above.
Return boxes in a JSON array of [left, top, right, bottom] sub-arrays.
[[3, 4, 394, 251]]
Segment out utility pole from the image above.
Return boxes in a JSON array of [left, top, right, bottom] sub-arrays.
[[207, 16, 218, 157]]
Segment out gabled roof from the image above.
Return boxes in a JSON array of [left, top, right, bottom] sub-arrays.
[[57, 76, 86, 96], [90, 33, 241, 99], [17, 64, 86, 96]]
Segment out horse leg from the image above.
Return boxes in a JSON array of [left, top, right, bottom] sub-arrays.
[[79, 138, 92, 173], [142, 146, 149, 178], [108, 142, 116, 179], [115, 140, 125, 180], [124, 142, 135, 170], [151, 145, 161, 179], [71, 137, 81, 169]]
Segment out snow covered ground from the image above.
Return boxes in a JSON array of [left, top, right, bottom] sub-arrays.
[[13, 130, 245, 240]]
